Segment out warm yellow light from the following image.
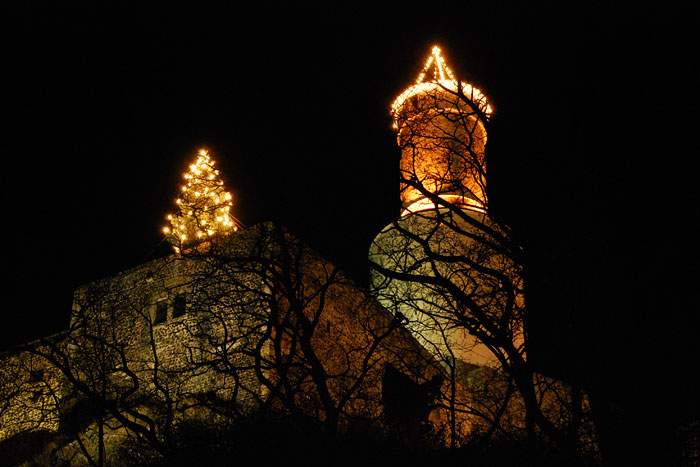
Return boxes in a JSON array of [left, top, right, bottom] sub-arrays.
[[391, 45, 492, 125], [400, 194, 485, 217], [163, 149, 240, 251]]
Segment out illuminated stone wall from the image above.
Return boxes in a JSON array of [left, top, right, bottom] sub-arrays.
[[0, 345, 63, 459], [368, 212, 599, 451], [395, 86, 488, 210], [369, 47, 599, 455], [369, 208, 525, 369], [0, 223, 443, 463]]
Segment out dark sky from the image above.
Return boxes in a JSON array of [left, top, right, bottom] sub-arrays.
[[3, 5, 700, 445], [3, 3, 538, 345]]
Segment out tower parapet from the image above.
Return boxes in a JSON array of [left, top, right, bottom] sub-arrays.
[[390, 46, 492, 215]]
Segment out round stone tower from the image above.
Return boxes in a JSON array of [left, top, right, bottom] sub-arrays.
[[392, 46, 492, 215], [370, 46, 523, 368]]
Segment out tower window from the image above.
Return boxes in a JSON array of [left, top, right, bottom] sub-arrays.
[[154, 301, 168, 324], [172, 294, 186, 318]]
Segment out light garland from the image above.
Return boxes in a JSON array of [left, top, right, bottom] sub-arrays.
[[163, 148, 239, 252], [391, 45, 492, 125]]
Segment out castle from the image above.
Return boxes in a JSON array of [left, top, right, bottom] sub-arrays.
[[0, 46, 595, 465], [370, 46, 523, 368]]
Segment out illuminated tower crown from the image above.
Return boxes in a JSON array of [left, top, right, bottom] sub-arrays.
[[370, 46, 514, 369], [391, 46, 492, 215]]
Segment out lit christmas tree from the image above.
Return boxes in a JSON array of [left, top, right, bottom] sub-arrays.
[[162, 149, 239, 253]]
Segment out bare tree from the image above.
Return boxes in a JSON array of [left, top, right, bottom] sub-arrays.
[[2, 222, 448, 464], [180, 223, 441, 437], [0, 344, 63, 466], [14, 259, 201, 465], [370, 80, 596, 457]]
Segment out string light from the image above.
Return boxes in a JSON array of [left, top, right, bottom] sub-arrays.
[[391, 45, 492, 124], [162, 148, 240, 252], [392, 45, 491, 216]]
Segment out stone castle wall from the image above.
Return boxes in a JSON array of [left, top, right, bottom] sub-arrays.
[[1, 222, 444, 464], [0, 347, 63, 443]]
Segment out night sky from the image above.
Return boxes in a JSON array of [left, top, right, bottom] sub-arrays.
[[4, 4, 700, 457]]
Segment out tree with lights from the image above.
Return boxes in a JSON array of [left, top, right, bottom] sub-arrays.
[[163, 149, 239, 252]]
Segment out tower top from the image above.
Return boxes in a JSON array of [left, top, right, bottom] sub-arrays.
[[390, 45, 492, 127], [389, 45, 491, 214], [416, 46, 457, 84]]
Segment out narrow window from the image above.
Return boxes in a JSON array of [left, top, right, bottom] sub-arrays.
[[155, 301, 168, 324], [172, 294, 186, 318], [30, 370, 44, 382]]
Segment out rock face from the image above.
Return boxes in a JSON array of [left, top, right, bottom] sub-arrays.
[[0, 222, 443, 464]]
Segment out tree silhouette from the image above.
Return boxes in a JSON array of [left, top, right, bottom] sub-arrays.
[[178, 223, 441, 437], [370, 77, 597, 457], [1, 223, 447, 464]]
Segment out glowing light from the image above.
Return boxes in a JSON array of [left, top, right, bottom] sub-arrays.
[[391, 45, 492, 211], [400, 194, 485, 217], [162, 149, 241, 251], [391, 45, 492, 124]]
